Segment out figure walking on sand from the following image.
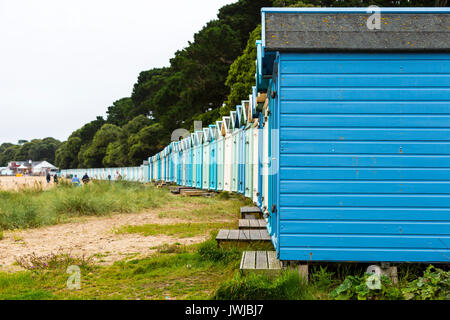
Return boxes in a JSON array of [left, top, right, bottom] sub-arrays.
[[82, 173, 90, 184]]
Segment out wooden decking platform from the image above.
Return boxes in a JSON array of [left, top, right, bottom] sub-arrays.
[[170, 186, 195, 194], [180, 189, 212, 197], [238, 219, 267, 230], [216, 229, 271, 242], [240, 206, 263, 219], [240, 251, 281, 275]]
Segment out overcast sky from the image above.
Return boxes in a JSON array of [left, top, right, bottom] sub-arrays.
[[0, 0, 236, 145]]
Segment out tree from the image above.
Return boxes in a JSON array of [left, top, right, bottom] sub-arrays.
[[82, 124, 124, 168], [106, 98, 134, 127], [221, 25, 262, 117], [55, 137, 82, 169], [0, 145, 20, 166]]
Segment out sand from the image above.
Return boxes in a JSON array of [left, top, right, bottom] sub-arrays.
[[0, 209, 209, 272], [0, 176, 55, 191]]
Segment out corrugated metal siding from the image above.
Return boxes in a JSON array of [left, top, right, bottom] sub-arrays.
[[278, 53, 450, 263]]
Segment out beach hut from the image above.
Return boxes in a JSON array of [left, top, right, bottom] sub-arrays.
[[191, 133, 198, 188], [259, 7, 450, 262], [177, 141, 183, 186], [202, 127, 211, 190], [187, 136, 193, 187], [166, 144, 170, 183], [194, 131, 203, 188], [172, 143, 177, 183], [223, 117, 232, 192], [181, 138, 187, 186], [209, 125, 218, 190], [216, 121, 225, 191], [230, 111, 239, 193], [244, 101, 253, 199], [237, 105, 246, 194], [161, 148, 166, 182], [152, 156, 158, 181]]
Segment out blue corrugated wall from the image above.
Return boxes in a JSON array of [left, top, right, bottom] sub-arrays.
[[277, 52, 450, 263]]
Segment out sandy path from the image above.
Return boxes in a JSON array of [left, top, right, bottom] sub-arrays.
[[0, 209, 211, 272]]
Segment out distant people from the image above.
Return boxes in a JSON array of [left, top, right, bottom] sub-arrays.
[[107, 174, 111, 181], [46, 172, 51, 183], [72, 174, 81, 187], [82, 173, 90, 184], [53, 174, 58, 184], [114, 170, 122, 181]]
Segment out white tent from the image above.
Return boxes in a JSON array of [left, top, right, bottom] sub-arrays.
[[32, 161, 58, 174]]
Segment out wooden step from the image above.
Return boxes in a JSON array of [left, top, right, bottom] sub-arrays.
[[216, 229, 271, 242], [240, 206, 262, 219], [240, 251, 281, 276], [239, 219, 267, 230], [181, 190, 212, 197], [171, 187, 195, 194]]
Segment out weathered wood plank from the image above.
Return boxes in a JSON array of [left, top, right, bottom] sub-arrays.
[[249, 230, 262, 241], [239, 230, 250, 241], [239, 251, 246, 270], [239, 220, 250, 228], [267, 251, 281, 270], [298, 265, 309, 284], [242, 251, 256, 270], [241, 206, 262, 214], [260, 229, 271, 241], [228, 230, 240, 240], [249, 220, 259, 228], [216, 229, 230, 240], [256, 251, 268, 269], [239, 219, 267, 229]]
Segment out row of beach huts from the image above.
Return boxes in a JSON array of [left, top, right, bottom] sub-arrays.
[[62, 8, 450, 264]]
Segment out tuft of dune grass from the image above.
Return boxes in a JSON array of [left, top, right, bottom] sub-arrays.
[[0, 181, 170, 231]]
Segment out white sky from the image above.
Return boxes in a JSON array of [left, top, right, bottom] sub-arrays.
[[0, 0, 237, 145]]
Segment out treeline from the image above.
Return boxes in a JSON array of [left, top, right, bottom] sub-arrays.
[[54, 0, 439, 169], [0, 138, 62, 166]]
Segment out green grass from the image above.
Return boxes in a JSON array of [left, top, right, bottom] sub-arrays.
[[1, 180, 447, 300], [0, 181, 248, 231], [0, 238, 448, 300], [0, 240, 242, 300], [115, 222, 236, 238], [213, 271, 311, 300]]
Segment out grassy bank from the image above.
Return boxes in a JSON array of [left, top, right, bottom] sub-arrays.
[[0, 239, 242, 300], [0, 180, 447, 300], [0, 237, 448, 300], [0, 180, 250, 231]]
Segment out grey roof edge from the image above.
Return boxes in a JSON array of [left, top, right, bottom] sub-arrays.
[[263, 12, 450, 52], [261, 7, 450, 14]]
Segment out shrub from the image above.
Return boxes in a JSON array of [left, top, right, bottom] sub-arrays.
[[157, 243, 187, 254], [15, 250, 94, 271], [310, 266, 339, 291], [401, 266, 450, 300], [329, 273, 403, 300], [217, 191, 230, 200], [197, 239, 240, 264], [0, 196, 39, 229]]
